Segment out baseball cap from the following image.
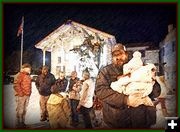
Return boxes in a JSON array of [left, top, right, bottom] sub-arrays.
[[112, 43, 126, 54]]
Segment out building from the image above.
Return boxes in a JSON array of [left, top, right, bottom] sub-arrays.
[[35, 20, 116, 78], [159, 24, 176, 91]]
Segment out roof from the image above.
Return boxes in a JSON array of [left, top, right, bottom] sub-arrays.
[[125, 42, 159, 50], [35, 20, 116, 52]]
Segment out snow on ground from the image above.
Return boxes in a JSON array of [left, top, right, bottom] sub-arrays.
[[4, 82, 41, 128], [3, 83, 177, 129]]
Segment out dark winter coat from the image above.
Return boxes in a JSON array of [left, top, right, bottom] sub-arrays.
[[35, 73, 56, 96], [95, 64, 161, 128]]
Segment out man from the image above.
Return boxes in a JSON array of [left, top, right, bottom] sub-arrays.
[[68, 71, 80, 126], [77, 70, 95, 128], [14, 63, 32, 128], [55, 72, 68, 92], [35, 66, 56, 121], [95, 44, 161, 128]]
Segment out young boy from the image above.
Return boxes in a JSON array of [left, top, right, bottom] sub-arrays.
[[47, 84, 71, 128]]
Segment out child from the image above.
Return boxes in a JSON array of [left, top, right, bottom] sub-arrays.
[[47, 84, 71, 128], [110, 51, 156, 106], [123, 51, 143, 74]]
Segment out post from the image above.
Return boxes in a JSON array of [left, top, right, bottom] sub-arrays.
[[20, 17, 24, 69], [43, 49, 46, 66]]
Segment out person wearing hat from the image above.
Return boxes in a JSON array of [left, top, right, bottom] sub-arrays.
[[95, 44, 161, 128], [35, 66, 56, 122], [13, 63, 32, 128]]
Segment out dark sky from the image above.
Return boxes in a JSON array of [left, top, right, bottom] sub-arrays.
[[4, 3, 176, 57]]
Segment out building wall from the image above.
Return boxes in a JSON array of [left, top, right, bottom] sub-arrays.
[[36, 23, 116, 79], [159, 25, 176, 91], [159, 40, 176, 90], [51, 40, 114, 79], [127, 47, 159, 72], [144, 50, 159, 71], [51, 45, 64, 79]]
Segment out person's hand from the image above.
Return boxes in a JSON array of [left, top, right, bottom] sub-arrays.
[[127, 94, 142, 107], [117, 75, 124, 80], [127, 93, 144, 107], [127, 93, 154, 107], [117, 73, 131, 80], [76, 104, 81, 113], [142, 96, 154, 106]]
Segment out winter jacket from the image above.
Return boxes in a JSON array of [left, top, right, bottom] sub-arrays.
[[35, 73, 56, 96], [13, 72, 32, 96], [47, 94, 71, 128], [95, 64, 161, 128]]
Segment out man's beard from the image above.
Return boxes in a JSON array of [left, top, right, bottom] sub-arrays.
[[114, 60, 125, 66], [117, 61, 124, 66], [42, 73, 47, 79]]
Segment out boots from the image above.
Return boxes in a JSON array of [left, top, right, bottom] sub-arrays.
[[40, 116, 47, 121], [40, 113, 47, 121], [16, 117, 26, 128], [40, 112, 49, 121]]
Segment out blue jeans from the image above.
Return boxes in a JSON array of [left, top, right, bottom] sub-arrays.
[[70, 99, 79, 122]]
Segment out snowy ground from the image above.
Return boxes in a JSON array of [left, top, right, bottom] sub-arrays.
[[3, 82, 177, 129], [4, 82, 42, 128]]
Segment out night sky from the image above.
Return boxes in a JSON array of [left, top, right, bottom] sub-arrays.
[[3, 3, 176, 70]]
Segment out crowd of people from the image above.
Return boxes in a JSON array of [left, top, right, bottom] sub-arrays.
[[14, 64, 95, 128], [13, 43, 173, 129]]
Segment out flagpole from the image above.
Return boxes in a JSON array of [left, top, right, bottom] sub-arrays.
[[20, 16, 24, 70]]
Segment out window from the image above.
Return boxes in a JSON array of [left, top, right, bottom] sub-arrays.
[[58, 57, 61, 64], [74, 66, 76, 71], [172, 41, 176, 52], [63, 66, 65, 72]]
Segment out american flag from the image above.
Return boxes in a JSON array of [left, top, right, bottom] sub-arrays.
[[17, 17, 24, 37]]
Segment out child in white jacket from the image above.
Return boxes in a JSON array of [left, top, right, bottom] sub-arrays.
[[111, 51, 156, 107]]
